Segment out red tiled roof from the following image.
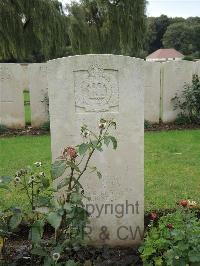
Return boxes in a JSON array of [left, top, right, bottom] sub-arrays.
[[146, 48, 184, 59]]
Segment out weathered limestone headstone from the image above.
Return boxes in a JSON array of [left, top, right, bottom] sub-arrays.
[[161, 61, 194, 122], [28, 63, 49, 127], [144, 62, 161, 123], [0, 64, 25, 128], [47, 55, 144, 246]]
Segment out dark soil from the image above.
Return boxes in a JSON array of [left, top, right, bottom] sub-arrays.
[[145, 122, 200, 132], [1, 123, 200, 138], [0, 126, 49, 137], [1, 215, 153, 266], [2, 221, 144, 265], [2, 242, 142, 266], [1, 210, 200, 265]]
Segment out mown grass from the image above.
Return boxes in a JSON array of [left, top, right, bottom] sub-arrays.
[[145, 129, 200, 211], [0, 130, 200, 211], [0, 135, 51, 210]]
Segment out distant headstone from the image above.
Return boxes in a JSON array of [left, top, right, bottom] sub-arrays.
[[161, 61, 194, 122], [144, 62, 161, 123], [193, 61, 200, 77], [0, 64, 25, 128], [47, 55, 144, 246], [28, 63, 49, 127]]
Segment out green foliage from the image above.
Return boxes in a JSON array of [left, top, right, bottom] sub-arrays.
[[0, 176, 12, 190], [0, 124, 8, 134], [9, 208, 23, 230], [0, 0, 70, 62], [67, 0, 146, 56], [183, 55, 194, 61], [145, 15, 171, 54], [174, 114, 191, 125], [140, 206, 200, 265], [40, 121, 50, 132], [0, 210, 12, 238], [0, 119, 117, 265], [172, 75, 200, 124], [145, 15, 200, 58], [163, 22, 193, 55], [144, 120, 153, 129]]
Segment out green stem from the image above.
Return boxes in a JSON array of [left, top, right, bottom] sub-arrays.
[[71, 129, 104, 191]]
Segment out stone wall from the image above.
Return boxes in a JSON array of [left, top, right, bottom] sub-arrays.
[[0, 64, 25, 128], [47, 55, 144, 246], [28, 63, 49, 127]]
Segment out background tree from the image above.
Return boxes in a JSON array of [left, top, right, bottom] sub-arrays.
[[0, 0, 70, 62], [145, 15, 200, 59], [163, 22, 192, 55], [163, 20, 200, 57], [145, 15, 171, 54], [67, 0, 147, 57]]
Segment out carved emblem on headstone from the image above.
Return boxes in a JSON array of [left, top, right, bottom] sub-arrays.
[[74, 65, 119, 112]]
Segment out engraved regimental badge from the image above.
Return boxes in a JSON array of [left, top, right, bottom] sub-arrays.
[[74, 65, 119, 112]]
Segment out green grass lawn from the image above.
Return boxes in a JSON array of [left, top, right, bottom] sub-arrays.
[[0, 135, 51, 210], [0, 130, 200, 212]]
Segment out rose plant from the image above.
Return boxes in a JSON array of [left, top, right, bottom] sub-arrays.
[[140, 201, 200, 266], [0, 118, 117, 265]]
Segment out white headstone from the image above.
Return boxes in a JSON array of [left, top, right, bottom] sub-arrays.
[[0, 64, 25, 128], [144, 62, 161, 123], [28, 63, 49, 127], [193, 61, 200, 76], [161, 61, 194, 122], [47, 55, 144, 246]]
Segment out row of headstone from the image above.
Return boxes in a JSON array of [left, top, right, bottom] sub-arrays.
[[0, 58, 200, 128], [0, 63, 48, 128]]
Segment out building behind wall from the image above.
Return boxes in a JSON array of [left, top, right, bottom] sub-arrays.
[[146, 48, 184, 62]]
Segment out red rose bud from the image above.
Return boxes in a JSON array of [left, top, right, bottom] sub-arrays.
[[180, 200, 188, 207], [150, 212, 157, 221], [167, 223, 173, 229], [67, 147, 77, 159]]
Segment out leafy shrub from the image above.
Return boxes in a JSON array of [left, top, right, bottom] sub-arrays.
[[183, 55, 194, 61], [40, 120, 50, 131], [140, 202, 200, 266], [174, 113, 191, 125], [144, 120, 153, 129], [172, 74, 200, 124], [0, 124, 8, 134]]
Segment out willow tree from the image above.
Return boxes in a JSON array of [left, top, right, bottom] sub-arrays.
[[67, 0, 147, 56], [0, 0, 70, 62]]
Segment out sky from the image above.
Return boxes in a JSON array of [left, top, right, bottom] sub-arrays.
[[61, 0, 200, 18]]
